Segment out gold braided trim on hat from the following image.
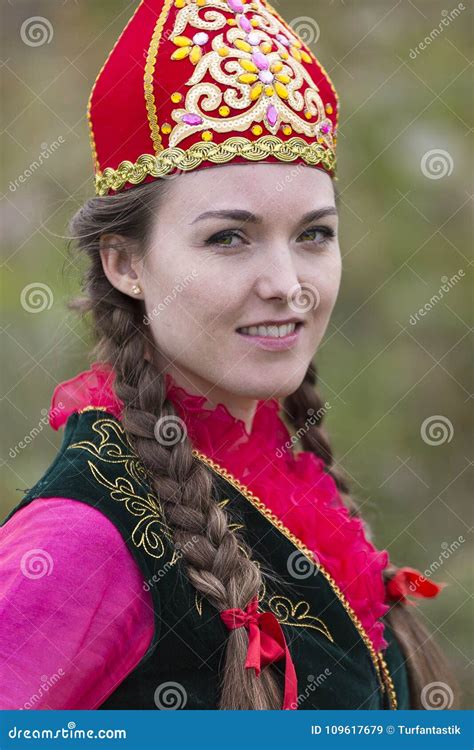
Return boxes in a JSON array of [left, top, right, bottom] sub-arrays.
[[95, 135, 336, 195]]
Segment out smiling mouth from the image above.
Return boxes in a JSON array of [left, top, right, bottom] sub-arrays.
[[236, 322, 303, 339]]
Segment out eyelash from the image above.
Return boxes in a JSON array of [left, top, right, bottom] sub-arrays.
[[205, 226, 336, 249]]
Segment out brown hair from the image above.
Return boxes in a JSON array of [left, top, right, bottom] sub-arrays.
[[67, 177, 459, 710]]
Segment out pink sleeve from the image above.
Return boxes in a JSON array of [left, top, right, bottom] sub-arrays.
[[0, 497, 155, 709]]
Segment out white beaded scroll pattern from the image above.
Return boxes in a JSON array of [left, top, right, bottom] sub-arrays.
[[167, 0, 333, 149]]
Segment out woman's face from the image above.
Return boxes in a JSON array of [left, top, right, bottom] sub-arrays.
[[140, 163, 341, 403]]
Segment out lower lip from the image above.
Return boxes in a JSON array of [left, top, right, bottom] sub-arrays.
[[236, 323, 303, 351]]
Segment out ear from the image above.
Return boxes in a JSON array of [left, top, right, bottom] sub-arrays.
[[99, 234, 143, 299]]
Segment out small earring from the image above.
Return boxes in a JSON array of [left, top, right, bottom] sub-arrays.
[[131, 284, 142, 295]]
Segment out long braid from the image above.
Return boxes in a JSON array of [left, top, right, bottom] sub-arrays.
[[68, 195, 283, 709], [283, 361, 460, 708]]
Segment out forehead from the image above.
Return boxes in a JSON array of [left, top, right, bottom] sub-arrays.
[[161, 163, 335, 220]]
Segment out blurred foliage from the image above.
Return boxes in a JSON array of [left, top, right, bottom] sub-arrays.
[[1, 0, 472, 707]]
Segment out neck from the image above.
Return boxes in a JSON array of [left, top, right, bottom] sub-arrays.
[[164, 367, 259, 434]]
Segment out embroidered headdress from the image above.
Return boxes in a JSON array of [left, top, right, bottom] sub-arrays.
[[88, 0, 339, 195]]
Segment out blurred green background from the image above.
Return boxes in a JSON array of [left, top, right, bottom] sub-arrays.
[[1, 0, 472, 707]]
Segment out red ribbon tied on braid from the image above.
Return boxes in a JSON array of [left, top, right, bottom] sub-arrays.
[[386, 566, 445, 605], [220, 595, 298, 710]]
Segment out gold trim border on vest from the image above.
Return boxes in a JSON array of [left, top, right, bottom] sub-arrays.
[[192, 448, 398, 711]]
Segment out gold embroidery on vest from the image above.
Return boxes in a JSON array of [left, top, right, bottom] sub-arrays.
[[266, 595, 334, 644]]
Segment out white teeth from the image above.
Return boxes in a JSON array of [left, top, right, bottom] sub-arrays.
[[239, 323, 297, 338]]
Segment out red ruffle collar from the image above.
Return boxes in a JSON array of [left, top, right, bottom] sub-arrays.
[[48, 362, 442, 653]]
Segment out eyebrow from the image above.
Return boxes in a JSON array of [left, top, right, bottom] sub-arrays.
[[189, 207, 338, 226]]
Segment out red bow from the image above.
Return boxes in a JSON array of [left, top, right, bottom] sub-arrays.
[[220, 595, 298, 710], [386, 566, 445, 605]]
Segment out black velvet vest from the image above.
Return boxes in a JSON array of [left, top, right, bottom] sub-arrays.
[[2, 408, 410, 710]]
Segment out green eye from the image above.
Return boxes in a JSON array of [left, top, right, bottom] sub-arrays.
[[206, 230, 244, 247], [299, 226, 336, 244]]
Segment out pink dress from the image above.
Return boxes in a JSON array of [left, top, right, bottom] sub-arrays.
[[1, 362, 394, 709]]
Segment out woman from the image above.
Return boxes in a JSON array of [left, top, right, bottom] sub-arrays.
[[0, 0, 456, 711]]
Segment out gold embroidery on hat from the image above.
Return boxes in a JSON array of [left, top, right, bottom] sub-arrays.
[[144, 0, 175, 155], [95, 135, 335, 194], [165, 1, 335, 150]]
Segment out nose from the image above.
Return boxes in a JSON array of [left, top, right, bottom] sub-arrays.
[[254, 244, 301, 302]]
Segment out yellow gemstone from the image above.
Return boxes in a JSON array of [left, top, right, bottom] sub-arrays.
[[190, 45, 202, 65], [274, 81, 288, 99], [294, 39, 302, 49], [301, 50, 312, 63], [240, 59, 258, 73], [304, 111, 312, 119], [227, 18, 237, 26], [252, 125, 263, 136], [219, 105, 230, 116], [238, 72, 258, 84], [325, 103, 333, 115], [218, 46, 230, 57], [260, 42, 272, 54], [264, 85, 274, 96], [171, 47, 191, 60], [250, 83, 263, 100], [196, 0, 207, 5], [282, 125, 292, 135], [317, 136, 324, 143], [271, 62, 283, 73], [291, 47, 302, 62], [280, 51, 289, 59], [276, 73, 291, 84], [174, 0, 186, 7], [171, 92, 183, 103], [202, 131, 213, 141], [173, 35, 192, 47], [251, 18, 259, 27], [234, 38, 252, 53], [161, 123, 172, 134]]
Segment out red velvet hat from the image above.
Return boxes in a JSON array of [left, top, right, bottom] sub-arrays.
[[88, 0, 339, 196]]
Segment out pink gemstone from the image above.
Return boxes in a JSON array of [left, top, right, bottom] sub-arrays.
[[252, 51, 269, 70], [182, 114, 203, 126], [320, 121, 332, 134], [276, 33, 290, 47], [247, 31, 261, 45], [239, 15, 252, 33], [228, 0, 244, 12], [259, 69, 274, 84], [266, 105, 278, 126]]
